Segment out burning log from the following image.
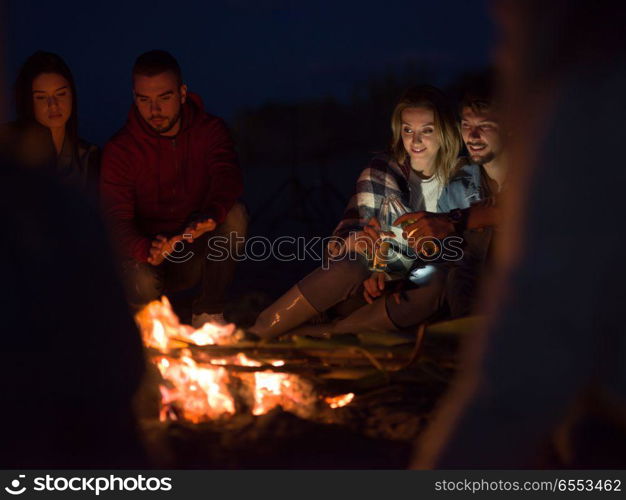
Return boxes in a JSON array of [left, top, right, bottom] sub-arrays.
[[136, 297, 361, 424], [163, 343, 414, 370], [131, 299, 471, 468], [134, 297, 468, 429]]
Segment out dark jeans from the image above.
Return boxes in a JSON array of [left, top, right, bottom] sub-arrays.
[[297, 252, 447, 329], [386, 267, 448, 328], [121, 202, 248, 322], [382, 228, 495, 326], [444, 228, 493, 318]]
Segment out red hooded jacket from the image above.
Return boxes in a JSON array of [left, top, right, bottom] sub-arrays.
[[101, 93, 243, 262]]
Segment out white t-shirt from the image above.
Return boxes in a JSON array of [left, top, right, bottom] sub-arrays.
[[407, 170, 444, 213]]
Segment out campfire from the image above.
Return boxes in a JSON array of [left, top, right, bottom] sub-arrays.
[[133, 297, 462, 467], [136, 297, 354, 423]]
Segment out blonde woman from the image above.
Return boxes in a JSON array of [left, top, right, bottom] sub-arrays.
[[334, 85, 460, 246], [250, 85, 462, 339]]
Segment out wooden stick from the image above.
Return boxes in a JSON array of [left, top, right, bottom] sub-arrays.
[[175, 343, 413, 360]]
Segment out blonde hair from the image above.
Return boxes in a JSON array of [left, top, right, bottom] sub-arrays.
[[390, 85, 461, 184]]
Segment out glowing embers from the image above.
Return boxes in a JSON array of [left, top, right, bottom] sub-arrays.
[[136, 297, 353, 423], [155, 354, 235, 422], [325, 393, 355, 409]]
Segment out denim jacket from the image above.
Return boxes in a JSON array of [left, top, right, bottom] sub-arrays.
[[437, 163, 486, 213]]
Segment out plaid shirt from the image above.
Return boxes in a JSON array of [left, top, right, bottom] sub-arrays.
[[332, 154, 412, 239], [330, 155, 486, 280]]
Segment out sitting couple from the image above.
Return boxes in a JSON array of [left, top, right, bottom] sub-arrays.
[[1, 50, 246, 326], [250, 78, 507, 339]]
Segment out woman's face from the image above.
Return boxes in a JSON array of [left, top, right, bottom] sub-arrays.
[[32, 72, 72, 130], [400, 106, 441, 173]]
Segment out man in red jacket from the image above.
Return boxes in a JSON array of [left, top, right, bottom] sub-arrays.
[[101, 50, 246, 324]]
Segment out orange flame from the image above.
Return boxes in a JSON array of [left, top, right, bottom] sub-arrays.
[[136, 297, 351, 423]]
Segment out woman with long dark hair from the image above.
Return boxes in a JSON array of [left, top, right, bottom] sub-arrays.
[[1, 51, 99, 195]]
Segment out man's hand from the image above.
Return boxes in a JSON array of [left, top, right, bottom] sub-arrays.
[[147, 234, 184, 266], [363, 272, 386, 303], [363, 273, 408, 304], [394, 212, 455, 247], [352, 217, 395, 256], [183, 218, 217, 243], [363, 216, 382, 243]]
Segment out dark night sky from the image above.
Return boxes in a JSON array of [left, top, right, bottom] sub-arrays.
[[6, 0, 494, 146]]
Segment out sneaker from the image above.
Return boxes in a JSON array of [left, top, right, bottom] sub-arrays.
[[192, 312, 226, 328]]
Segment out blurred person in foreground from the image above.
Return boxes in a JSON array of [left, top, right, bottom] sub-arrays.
[[0, 165, 146, 468], [413, 0, 626, 468]]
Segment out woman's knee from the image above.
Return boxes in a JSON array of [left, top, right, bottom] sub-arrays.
[[297, 253, 370, 311], [325, 252, 370, 281]]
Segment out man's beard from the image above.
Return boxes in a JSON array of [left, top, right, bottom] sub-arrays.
[[470, 150, 495, 165], [466, 143, 495, 165], [148, 110, 181, 134]]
